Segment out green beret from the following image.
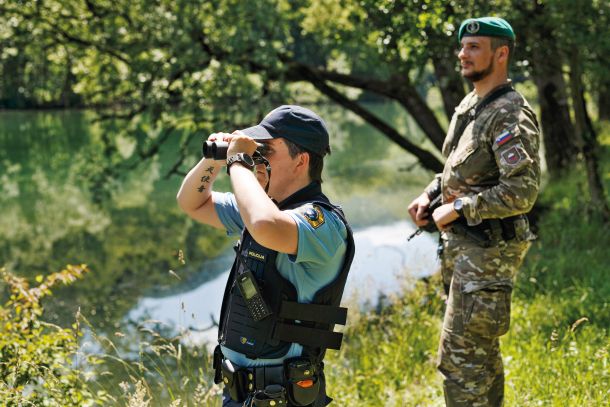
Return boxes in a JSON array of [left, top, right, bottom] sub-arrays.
[[458, 17, 515, 42]]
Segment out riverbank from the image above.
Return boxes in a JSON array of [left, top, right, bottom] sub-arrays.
[[2, 139, 608, 406], [325, 145, 610, 406]]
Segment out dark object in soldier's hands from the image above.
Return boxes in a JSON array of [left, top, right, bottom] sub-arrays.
[[202, 141, 265, 160], [420, 194, 443, 233], [406, 194, 442, 241], [406, 194, 493, 247]]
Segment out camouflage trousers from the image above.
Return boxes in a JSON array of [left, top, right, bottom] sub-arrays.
[[437, 235, 530, 407]]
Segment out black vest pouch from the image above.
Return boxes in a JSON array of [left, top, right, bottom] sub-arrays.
[[222, 236, 292, 359], [284, 357, 321, 406], [218, 182, 356, 363]]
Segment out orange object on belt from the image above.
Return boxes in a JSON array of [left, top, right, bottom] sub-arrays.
[[296, 379, 314, 388]]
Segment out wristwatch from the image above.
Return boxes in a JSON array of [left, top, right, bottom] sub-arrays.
[[226, 153, 255, 175], [453, 198, 464, 217]]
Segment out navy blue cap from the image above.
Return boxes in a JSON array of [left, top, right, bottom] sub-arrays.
[[241, 105, 330, 156]]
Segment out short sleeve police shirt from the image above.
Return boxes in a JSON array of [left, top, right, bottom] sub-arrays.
[[213, 192, 348, 367]]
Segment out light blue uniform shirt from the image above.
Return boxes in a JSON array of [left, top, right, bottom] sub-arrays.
[[214, 191, 348, 368]]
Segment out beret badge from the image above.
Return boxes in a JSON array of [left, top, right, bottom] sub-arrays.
[[466, 21, 480, 34]]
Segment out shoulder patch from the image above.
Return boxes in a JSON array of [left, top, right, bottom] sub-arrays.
[[495, 129, 514, 146], [296, 204, 326, 229], [501, 145, 525, 166]]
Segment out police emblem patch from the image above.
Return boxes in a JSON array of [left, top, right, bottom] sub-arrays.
[[240, 336, 255, 346], [501, 145, 524, 165], [466, 21, 480, 34], [298, 205, 325, 229]]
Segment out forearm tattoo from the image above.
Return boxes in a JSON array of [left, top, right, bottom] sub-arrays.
[[197, 166, 215, 193]]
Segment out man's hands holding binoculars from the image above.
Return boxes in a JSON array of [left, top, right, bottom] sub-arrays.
[[203, 132, 263, 161]]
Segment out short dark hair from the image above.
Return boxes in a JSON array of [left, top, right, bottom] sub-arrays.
[[490, 37, 514, 65], [284, 138, 324, 183]]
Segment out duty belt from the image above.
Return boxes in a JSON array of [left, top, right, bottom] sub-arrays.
[[244, 364, 284, 393], [449, 214, 527, 246], [215, 346, 325, 406]]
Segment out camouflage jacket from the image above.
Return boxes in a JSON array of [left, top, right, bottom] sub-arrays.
[[425, 83, 541, 226]]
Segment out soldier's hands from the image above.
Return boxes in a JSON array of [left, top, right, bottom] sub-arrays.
[[432, 203, 460, 230], [408, 192, 431, 227]]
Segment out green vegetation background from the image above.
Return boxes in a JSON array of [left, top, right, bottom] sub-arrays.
[[325, 129, 610, 406], [2, 132, 608, 406]]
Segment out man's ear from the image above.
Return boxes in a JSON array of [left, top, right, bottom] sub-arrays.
[[296, 151, 310, 172], [496, 45, 509, 64]]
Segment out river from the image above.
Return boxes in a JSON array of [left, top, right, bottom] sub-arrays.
[[0, 104, 440, 343]]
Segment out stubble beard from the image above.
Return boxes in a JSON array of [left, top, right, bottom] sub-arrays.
[[462, 56, 495, 83]]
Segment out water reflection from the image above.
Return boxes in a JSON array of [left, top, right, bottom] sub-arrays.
[[131, 221, 438, 348], [0, 104, 439, 336]]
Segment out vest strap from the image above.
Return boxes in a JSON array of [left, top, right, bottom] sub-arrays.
[[278, 301, 347, 325], [273, 323, 344, 350]]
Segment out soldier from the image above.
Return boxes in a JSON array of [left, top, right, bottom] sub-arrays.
[[407, 17, 541, 406]]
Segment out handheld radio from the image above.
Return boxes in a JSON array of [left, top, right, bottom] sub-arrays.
[[236, 270, 272, 321]]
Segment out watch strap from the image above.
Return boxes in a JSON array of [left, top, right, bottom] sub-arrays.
[[226, 153, 254, 175]]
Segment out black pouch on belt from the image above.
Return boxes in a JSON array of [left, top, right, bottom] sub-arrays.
[[284, 358, 321, 406], [252, 384, 287, 406], [221, 359, 246, 402], [213, 345, 223, 384]]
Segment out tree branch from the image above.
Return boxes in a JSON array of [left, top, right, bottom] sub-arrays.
[[293, 64, 443, 173], [284, 61, 446, 150]]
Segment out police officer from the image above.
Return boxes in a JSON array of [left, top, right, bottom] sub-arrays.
[[177, 105, 354, 406], [408, 17, 541, 406]]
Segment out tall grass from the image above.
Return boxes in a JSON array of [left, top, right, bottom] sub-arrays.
[[325, 149, 610, 405], [326, 279, 446, 407], [81, 319, 222, 406], [3, 144, 608, 406]]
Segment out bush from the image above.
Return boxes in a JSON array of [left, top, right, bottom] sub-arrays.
[[0, 265, 106, 406]]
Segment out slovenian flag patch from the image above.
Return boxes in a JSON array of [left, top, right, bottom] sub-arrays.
[[495, 129, 514, 146]]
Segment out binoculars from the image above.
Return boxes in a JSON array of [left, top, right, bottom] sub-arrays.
[[202, 141, 265, 160]]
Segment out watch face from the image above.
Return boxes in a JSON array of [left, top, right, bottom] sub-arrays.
[[454, 199, 463, 211], [240, 153, 254, 167]]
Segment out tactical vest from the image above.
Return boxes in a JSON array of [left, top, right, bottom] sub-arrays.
[[217, 182, 355, 362]]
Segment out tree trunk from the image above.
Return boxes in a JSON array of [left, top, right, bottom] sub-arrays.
[[395, 81, 446, 150], [598, 80, 610, 121], [569, 48, 610, 221], [60, 53, 77, 108], [427, 30, 466, 121], [514, 0, 579, 178], [431, 56, 466, 121], [530, 70, 578, 177]]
